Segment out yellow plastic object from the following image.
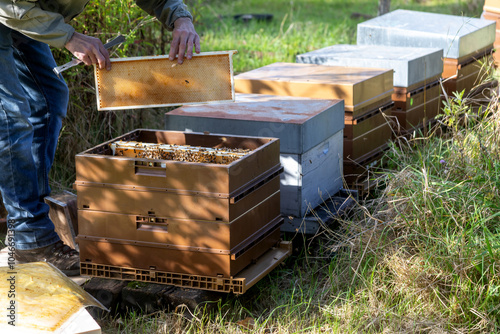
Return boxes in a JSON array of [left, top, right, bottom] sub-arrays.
[[0, 262, 106, 332]]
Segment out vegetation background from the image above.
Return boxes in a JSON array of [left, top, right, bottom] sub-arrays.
[[46, 0, 499, 333]]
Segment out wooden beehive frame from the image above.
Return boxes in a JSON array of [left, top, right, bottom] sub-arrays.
[[94, 51, 237, 111], [110, 140, 251, 164]]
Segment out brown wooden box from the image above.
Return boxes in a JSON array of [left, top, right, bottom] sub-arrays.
[[442, 57, 493, 96], [494, 44, 500, 67], [343, 146, 388, 184], [483, 11, 500, 27], [392, 81, 440, 110], [77, 217, 282, 278], [75, 168, 280, 222], [442, 45, 493, 76], [75, 129, 280, 196], [234, 62, 394, 118], [392, 81, 442, 132], [77, 183, 280, 251]]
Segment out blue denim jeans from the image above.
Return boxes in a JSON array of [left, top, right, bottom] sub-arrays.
[[0, 24, 69, 250]]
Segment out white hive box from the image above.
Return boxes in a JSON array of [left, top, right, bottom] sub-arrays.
[[165, 93, 345, 218], [296, 44, 443, 88], [357, 9, 495, 60]]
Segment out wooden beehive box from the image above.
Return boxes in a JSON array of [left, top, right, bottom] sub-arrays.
[[442, 54, 495, 96], [357, 9, 496, 96], [392, 81, 441, 134], [165, 93, 345, 218], [296, 44, 443, 134], [482, 10, 500, 66], [75, 130, 285, 278], [344, 102, 393, 160], [234, 62, 393, 118], [77, 220, 282, 278]]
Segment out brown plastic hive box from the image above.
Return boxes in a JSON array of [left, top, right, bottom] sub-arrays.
[[344, 102, 393, 160], [392, 80, 441, 110], [78, 217, 283, 278], [75, 130, 280, 222], [392, 81, 441, 133], [94, 51, 236, 111], [75, 168, 279, 222], [77, 180, 280, 251], [442, 47, 494, 95], [494, 44, 500, 67], [482, 9, 500, 67], [80, 241, 292, 294], [442, 46, 493, 77], [75, 129, 288, 281], [442, 55, 494, 96], [234, 62, 394, 118], [483, 10, 500, 27], [482, 11, 500, 59]]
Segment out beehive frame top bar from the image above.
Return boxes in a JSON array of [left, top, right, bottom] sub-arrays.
[[357, 9, 495, 59], [94, 51, 237, 111]]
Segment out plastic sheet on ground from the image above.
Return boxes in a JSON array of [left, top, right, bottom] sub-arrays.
[[0, 261, 107, 333]]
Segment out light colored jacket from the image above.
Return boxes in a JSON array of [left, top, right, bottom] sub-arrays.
[[0, 0, 192, 48]]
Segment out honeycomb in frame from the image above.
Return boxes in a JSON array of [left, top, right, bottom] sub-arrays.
[[95, 51, 237, 110]]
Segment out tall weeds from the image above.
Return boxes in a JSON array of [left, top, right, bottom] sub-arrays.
[[320, 80, 500, 332]]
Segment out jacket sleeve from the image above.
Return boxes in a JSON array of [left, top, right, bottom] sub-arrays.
[[0, 0, 74, 48], [134, 0, 192, 31]]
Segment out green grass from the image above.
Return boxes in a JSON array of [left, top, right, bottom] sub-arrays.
[[44, 0, 500, 332]]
